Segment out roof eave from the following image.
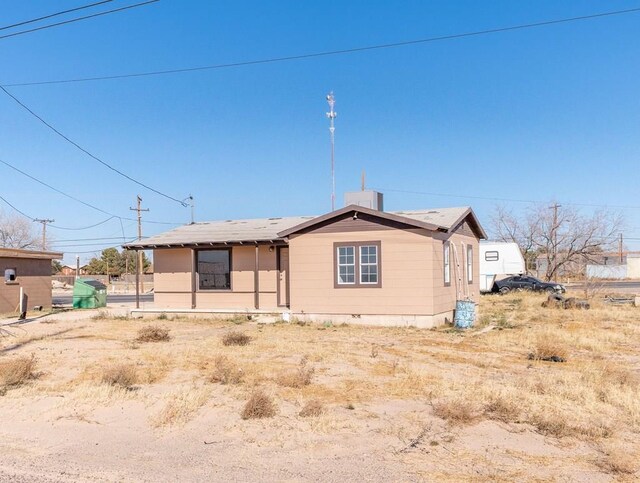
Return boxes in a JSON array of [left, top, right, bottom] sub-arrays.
[[277, 204, 442, 237]]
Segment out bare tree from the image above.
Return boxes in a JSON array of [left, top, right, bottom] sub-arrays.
[[490, 205, 538, 272], [0, 211, 39, 249], [491, 204, 623, 281]]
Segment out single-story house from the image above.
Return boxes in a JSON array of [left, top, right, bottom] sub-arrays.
[[124, 201, 486, 327], [1, 248, 63, 315], [59, 263, 88, 276]]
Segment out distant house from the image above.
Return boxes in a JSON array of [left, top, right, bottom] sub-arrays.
[[1, 248, 63, 315], [60, 264, 88, 276], [125, 196, 486, 328]]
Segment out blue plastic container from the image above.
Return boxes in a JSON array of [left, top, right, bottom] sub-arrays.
[[454, 300, 476, 329]]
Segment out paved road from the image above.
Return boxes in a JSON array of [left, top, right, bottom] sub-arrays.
[[53, 293, 154, 305]]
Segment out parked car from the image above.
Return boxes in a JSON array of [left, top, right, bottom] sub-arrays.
[[493, 275, 565, 294]]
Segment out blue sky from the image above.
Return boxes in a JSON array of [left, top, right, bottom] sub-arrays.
[[1, 0, 640, 263]]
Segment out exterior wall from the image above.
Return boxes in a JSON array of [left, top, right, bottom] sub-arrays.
[[152, 246, 280, 310], [431, 222, 480, 316], [288, 217, 480, 325], [628, 255, 640, 279], [0, 257, 53, 314], [289, 227, 435, 316]]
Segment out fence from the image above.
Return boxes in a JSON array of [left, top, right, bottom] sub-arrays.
[[53, 274, 153, 286], [585, 265, 627, 280]]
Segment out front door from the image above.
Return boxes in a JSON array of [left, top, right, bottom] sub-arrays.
[[278, 247, 290, 307]]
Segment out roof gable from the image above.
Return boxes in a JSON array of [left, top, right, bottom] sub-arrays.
[[278, 205, 487, 239]]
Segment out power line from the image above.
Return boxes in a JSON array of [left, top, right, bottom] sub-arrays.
[[50, 216, 117, 231], [51, 239, 138, 248], [374, 187, 640, 210], [50, 236, 140, 243], [0, 0, 159, 41], [0, 1, 113, 32], [3, 6, 640, 87], [0, 86, 188, 207], [0, 192, 115, 229], [0, 157, 183, 225]]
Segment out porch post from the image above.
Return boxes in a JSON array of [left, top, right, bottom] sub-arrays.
[[135, 249, 140, 309], [191, 248, 197, 309], [254, 245, 259, 309]]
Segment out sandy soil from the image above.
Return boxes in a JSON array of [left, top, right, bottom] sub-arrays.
[[0, 295, 638, 482]]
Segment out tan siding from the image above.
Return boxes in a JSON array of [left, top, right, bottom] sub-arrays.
[[154, 292, 192, 308], [154, 248, 191, 293], [431, 231, 480, 315], [290, 229, 434, 316], [152, 246, 279, 310], [0, 258, 53, 314]]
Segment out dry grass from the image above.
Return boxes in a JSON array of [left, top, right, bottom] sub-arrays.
[[299, 399, 324, 417], [207, 356, 243, 385], [241, 389, 277, 419], [135, 325, 170, 343], [529, 334, 569, 362], [275, 358, 314, 388], [432, 398, 481, 426], [2, 293, 640, 479], [222, 330, 251, 346], [99, 363, 138, 389], [152, 385, 211, 427], [597, 444, 638, 475], [0, 354, 37, 389]]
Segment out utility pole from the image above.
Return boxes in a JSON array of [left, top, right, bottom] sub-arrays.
[[185, 195, 195, 224], [361, 170, 366, 191], [34, 218, 54, 250], [130, 196, 149, 308], [326, 92, 337, 211], [619, 233, 623, 264]]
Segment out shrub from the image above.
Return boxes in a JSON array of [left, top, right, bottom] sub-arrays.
[[0, 354, 37, 388], [136, 325, 171, 343], [598, 446, 638, 475], [208, 356, 243, 385], [222, 330, 251, 346], [241, 389, 276, 419], [100, 363, 138, 389], [484, 395, 520, 423], [528, 336, 568, 362], [432, 399, 480, 426], [275, 359, 314, 388], [299, 399, 324, 417]]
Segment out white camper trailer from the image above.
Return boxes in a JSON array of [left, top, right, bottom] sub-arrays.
[[480, 241, 526, 293]]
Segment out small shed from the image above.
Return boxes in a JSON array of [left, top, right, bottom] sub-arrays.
[[0, 248, 63, 316]]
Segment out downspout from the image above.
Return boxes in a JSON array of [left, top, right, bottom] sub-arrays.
[[254, 245, 260, 309], [191, 248, 196, 309]]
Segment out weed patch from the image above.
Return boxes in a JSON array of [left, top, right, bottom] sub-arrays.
[[0, 354, 38, 390], [241, 389, 276, 419], [299, 399, 325, 417], [222, 330, 251, 346], [100, 363, 139, 389], [136, 325, 171, 343], [207, 356, 243, 385]]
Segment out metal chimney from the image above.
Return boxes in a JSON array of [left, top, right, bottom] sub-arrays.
[[344, 190, 384, 211]]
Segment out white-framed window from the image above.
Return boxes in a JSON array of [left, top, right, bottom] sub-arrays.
[[444, 242, 451, 285], [485, 251, 499, 261], [467, 244, 473, 283], [359, 245, 378, 284], [337, 245, 356, 285]]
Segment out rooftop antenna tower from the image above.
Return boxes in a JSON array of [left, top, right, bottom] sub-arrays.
[[326, 91, 337, 211]]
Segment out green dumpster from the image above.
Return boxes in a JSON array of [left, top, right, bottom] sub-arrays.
[[73, 279, 108, 309]]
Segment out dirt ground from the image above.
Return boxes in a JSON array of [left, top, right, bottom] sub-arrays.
[[0, 293, 638, 482]]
